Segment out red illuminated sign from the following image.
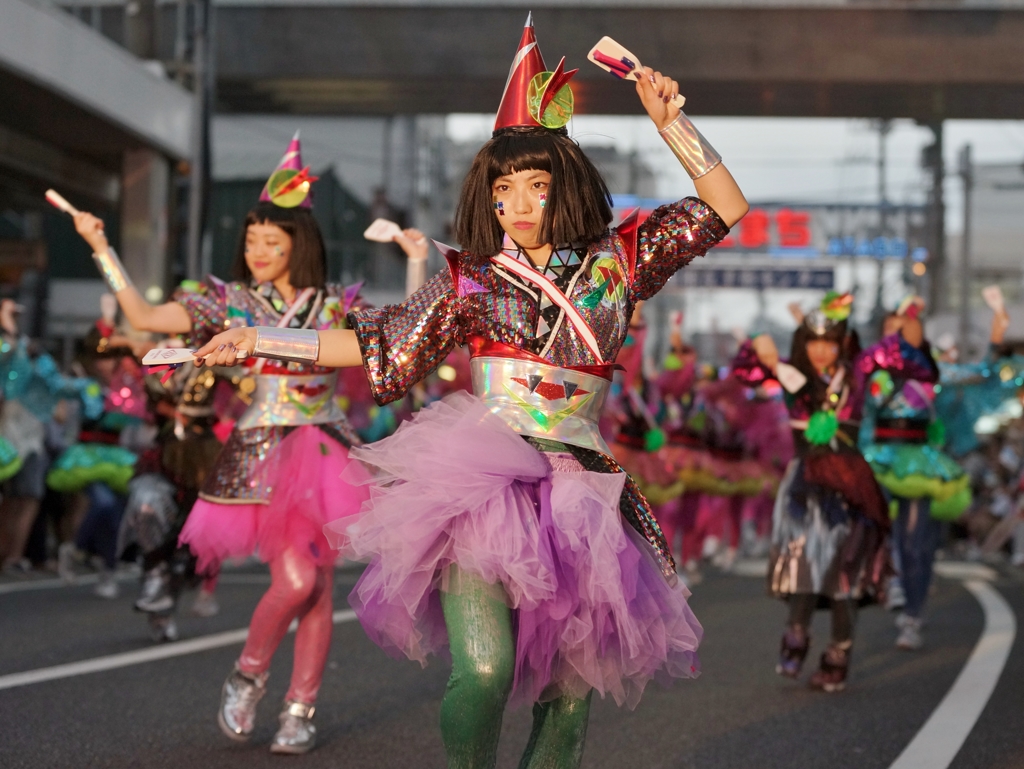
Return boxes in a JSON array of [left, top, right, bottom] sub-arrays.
[[719, 208, 811, 250]]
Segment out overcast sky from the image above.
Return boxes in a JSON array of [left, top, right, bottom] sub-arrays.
[[448, 115, 1024, 233]]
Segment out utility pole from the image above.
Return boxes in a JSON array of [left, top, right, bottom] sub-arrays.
[[958, 144, 973, 357], [186, 0, 212, 280], [920, 121, 946, 311], [871, 119, 893, 334]]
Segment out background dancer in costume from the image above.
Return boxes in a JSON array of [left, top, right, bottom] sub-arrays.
[[657, 317, 714, 581], [609, 307, 687, 530], [934, 294, 1024, 560], [722, 340, 794, 561], [48, 309, 156, 598], [738, 292, 891, 692], [858, 298, 967, 650], [935, 291, 1021, 461], [197, 17, 748, 768], [0, 299, 104, 575], [123, 353, 243, 640], [70, 134, 428, 754]]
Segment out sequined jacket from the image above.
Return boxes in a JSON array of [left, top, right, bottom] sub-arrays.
[[174, 277, 367, 443], [349, 197, 728, 575], [350, 198, 727, 403]]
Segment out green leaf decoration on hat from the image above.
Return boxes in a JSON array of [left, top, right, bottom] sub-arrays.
[[266, 168, 312, 209], [805, 409, 839, 446], [645, 427, 667, 453], [663, 352, 682, 372], [527, 57, 577, 130], [820, 291, 853, 322]]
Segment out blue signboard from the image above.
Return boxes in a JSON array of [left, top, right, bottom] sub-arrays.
[[676, 268, 835, 290]]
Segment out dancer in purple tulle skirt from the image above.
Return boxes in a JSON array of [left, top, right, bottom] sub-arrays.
[[197, 16, 748, 768]]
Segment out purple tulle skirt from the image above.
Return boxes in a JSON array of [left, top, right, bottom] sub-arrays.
[[181, 425, 369, 572], [325, 391, 702, 709]]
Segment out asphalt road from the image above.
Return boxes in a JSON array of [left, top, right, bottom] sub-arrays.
[[1, 562, 1022, 769]]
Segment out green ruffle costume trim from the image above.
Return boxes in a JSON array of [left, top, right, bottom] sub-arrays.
[[0, 435, 23, 483], [866, 442, 972, 517], [46, 443, 137, 495]]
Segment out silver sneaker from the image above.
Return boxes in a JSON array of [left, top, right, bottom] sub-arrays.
[[896, 617, 924, 651], [218, 665, 268, 741], [885, 580, 906, 612], [136, 566, 174, 613], [94, 569, 120, 600], [148, 615, 178, 643], [191, 588, 220, 618], [57, 542, 78, 583], [270, 701, 317, 755]]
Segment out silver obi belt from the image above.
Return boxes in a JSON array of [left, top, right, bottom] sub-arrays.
[[235, 372, 345, 430], [470, 356, 612, 454]]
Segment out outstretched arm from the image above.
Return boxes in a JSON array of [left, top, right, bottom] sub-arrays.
[[194, 327, 363, 369], [634, 67, 748, 228], [73, 211, 192, 335]]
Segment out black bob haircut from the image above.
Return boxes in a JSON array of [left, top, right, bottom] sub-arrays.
[[789, 321, 861, 402], [232, 201, 328, 290], [453, 128, 613, 256]]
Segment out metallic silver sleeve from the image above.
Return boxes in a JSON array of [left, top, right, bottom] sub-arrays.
[[659, 113, 723, 180], [92, 248, 134, 293], [253, 327, 320, 364]]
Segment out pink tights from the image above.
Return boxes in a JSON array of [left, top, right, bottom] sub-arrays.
[[237, 546, 334, 704]]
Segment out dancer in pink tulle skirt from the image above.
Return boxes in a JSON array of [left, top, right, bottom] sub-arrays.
[[72, 134, 427, 754], [198, 16, 749, 768]]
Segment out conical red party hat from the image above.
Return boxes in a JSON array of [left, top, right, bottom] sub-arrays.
[[494, 13, 548, 131], [259, 131, 317, 209]]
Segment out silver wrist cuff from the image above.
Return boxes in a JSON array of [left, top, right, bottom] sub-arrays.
[[659, 113, 722, 180], [254, 327, 320, 364], [92, 248, 133, 293]]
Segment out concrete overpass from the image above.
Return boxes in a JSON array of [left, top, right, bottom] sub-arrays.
[[206, 1, 1024, 119], [0, 0, 193, 336]]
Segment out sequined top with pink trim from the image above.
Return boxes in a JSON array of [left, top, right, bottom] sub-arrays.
[[172, 277, 369, 503], [350, 198, 727, 405]]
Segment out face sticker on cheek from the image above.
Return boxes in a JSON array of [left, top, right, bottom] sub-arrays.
[[274, 246, 284, 257], [539, 193, 547, 209], [493, 198, 505, 216]]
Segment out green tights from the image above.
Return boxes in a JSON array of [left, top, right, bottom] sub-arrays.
[[440, 566, 592, 769]]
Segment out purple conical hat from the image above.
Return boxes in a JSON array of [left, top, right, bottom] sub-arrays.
[[259, 131, 317, 209]]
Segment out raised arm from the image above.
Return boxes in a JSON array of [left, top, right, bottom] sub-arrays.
[[634, 67, 748, 228], [990, 306, 1010, 348], [73, 211, 192, 335]]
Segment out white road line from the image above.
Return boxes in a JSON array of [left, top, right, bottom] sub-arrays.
[[888, 580, 1016, 769], [0, 609, 358, 692], [0, 568, 362, 594], [0, 572, 139, 595]]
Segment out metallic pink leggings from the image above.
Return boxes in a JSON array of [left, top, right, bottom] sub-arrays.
[[237, 546, 333, 704]]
